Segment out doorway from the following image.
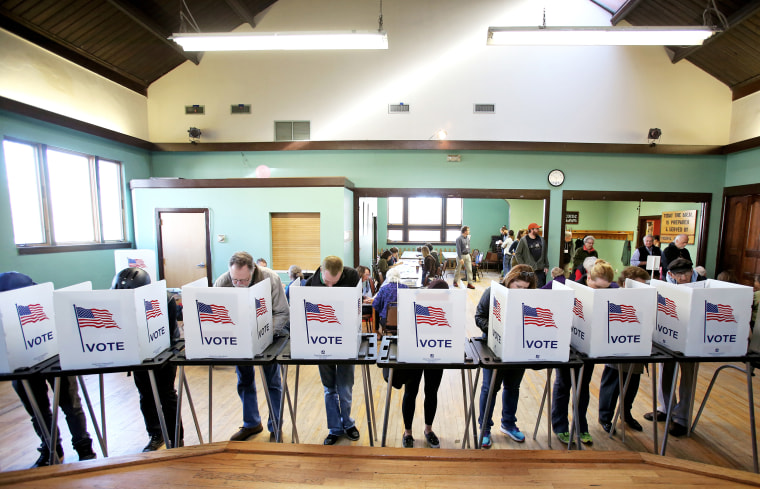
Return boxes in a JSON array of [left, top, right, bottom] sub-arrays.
[[636, 215, 661, 246], [718, 190, 760, 285], [156, 208, 212, 287]]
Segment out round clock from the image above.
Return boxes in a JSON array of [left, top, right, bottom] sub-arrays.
[[548, 169, 565, 187]]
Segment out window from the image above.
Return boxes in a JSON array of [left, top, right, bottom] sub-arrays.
[[3, 139, 127, 251], [387, 197, 461, 243]]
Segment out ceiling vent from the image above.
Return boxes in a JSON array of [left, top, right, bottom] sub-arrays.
[[231, 104, 251, 114], [474, 104, 495, 114], [185, 105, 204, 115], [388, 104, 410, 114]]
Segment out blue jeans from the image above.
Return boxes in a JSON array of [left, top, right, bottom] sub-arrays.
[[478, 367, 525, 431], [236, 363, 282, 432], [318, 364, 355, 435], [502, 254, 512, 276]]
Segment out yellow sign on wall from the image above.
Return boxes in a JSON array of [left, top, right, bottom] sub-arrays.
[[660, 210, 697, 244]]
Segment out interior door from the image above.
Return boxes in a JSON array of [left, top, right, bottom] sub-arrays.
[[720, 195, 751, 284], [742, 196, 760, 284], [157, 209, 211, 287]]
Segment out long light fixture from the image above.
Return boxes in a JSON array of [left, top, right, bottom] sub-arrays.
[[171, 31, 388, 51], [487, 26, 716, 46]]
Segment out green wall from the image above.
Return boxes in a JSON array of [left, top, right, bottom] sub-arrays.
[[0, 110, 151, 288], [506, 199, 546, 233], [725, 147, 760, 187]]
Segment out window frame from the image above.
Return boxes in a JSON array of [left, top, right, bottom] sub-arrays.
[[386, 196, 462, 245], [3, 137, 131, 254]]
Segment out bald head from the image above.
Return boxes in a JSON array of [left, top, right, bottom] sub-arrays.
[[674, 234, 688, 249]]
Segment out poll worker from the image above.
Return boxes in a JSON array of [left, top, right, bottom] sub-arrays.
[[421, 246, 438, 286], [111, 267, 184, 451], [304, 255, 361, 445], [644, 257, 703, 437], [660, 234, 691, 277], [597, 266, 650, 434], [631, 235, 661, 279], [356, 265, 375, 315], [514, 223, 549, 287], [552, 260, 619, 445], [1, 271, 97, 467], [388, 247, 400, 266], [454, 225, 475, 289], [475, 265, 537, 448], [214, 251, 289, 441], [571, 236, 598, 281]]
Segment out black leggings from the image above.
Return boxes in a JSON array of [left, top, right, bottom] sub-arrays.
[[402, 369, 444, 429]]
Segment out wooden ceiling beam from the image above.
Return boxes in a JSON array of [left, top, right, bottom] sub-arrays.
[[104, 0, 200, 65], [224, 0, 259, 28]]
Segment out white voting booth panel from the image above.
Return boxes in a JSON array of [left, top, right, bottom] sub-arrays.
[[182, 278, 274, 360], [565, 280, 656, 358], [289, 284, 362, 360], [487, 280, 573, 362], [54, 281, 170, 370], [114, 249, 158, 284], [0, 283, 58, 373], [397, 288, 465, 363], [652, 279, 752, 356]]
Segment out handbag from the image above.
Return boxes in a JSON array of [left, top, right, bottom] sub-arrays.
[[382, 367, 405, 389]]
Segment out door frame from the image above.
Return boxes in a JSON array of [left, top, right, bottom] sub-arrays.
[[155, 208, 212, 286], [635, 215, 661, 247]]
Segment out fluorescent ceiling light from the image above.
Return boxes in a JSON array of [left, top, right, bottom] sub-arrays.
[[171, 31, 388, 51], [487, 26, 716, 46]]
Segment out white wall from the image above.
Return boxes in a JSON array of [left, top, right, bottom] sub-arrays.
[[730, 91, 760, 143], [0, 30, 149, 140], [147, 0, 731, 144]]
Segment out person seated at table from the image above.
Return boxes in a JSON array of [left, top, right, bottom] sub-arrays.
[[424, 243, 439, 265], [597, 266, 650, 434], [111, 267, 185, 451], [421, 246, 438, 286], [284, 264, 306, 303], [388, 247, 400, 266], [475, 265, 537, 448], [398, 278, 450, 448], [372, 268, 408, 332], [1, 271, 97, 467], [356, 265, 375, 314], [552, 259, 618, 445], [377, 250, 399, 281]]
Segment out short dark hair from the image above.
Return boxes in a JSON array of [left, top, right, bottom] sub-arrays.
[[668, 258, 693, 274], [461, 226, 469, 233], [381, 250, 392, 260], [389, 247, 399, 254], [229, 252, 254, 269]]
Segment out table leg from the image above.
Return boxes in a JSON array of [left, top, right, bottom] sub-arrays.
[[660, 362, 680, 456], [365, 365, 378, 441], [257, 365, 276, 438], [99, 374, 107, 457], [533, 369, 549, 442], [746, 362, 758, 474], [208, 366, 213, 443], [179, 367, 203, 444], [652, 362, 658, 455], [20, 379, 59, 464], [468, 368, 478, 449], [76, 376, 106, 456], [147, 369, 172, 448], [49, 376, 61, 465], [461, 369, 470, 449], [175, 366, 184, 448], [360, 363, 374, 447], [547, 368, 553, 449], [569, 367, 582, 450], [381, 368, 394, 447]]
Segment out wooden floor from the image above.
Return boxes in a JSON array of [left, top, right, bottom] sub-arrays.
[[0, 271, 758, 476]]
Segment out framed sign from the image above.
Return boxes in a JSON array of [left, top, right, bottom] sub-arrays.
[[660, 210, 697, 244], [565, 212, 579, 225]]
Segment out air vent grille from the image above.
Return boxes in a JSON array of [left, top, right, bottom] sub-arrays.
[[185, 105, 204, 115], [388, 104, 410, 114], [231, 104, 251, 114], [275, 121, 310, 141], [474, 104, 495, 113]]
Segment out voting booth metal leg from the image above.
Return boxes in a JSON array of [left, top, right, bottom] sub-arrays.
[[381, 368, 394, 447], [686, 363, 699, 438], [175, 365, 203, 445], [365, 365, 378, 441], [20, 379, 60, 465], [99, 374, 108, 456], [690, 362, 758, 473], [256, 365, 276, 441], [49, 376, 62, 465], [468, 369, 478, 449], [76, 375, 106, 456], [568, 367, 583, 450], [280, 365, 298, 443], [359, 364, 374, 447], [660, 362, 680, 456], [293, 365, 301, 443], [208, 366, 213, 443], [147, 369, 172, 449], [532, 369, 553, 449], [608, 364, 631, 443], [652, 363, 658, 454], [460, 368, 478, 449]]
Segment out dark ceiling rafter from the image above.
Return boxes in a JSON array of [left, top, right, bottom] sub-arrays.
[[224, 0, 258, 28]]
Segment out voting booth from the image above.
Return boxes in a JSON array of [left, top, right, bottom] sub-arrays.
[[565, 280, 656, 358], [114, 249, 158, 283], [0, 282, 58, 373], [652, 279, 752, 356], [53, 281, 170, 370], [289, 284, 362, 360], [181, 278, 274, 360], [396, 288, 465, 363], [487, 280, 573, 362]]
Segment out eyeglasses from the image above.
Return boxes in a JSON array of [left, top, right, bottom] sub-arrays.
[[519, 271, 535, 279], [231, 277, 252, 285]]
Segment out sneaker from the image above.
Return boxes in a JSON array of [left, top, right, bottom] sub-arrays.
[[323, 434, 341, 445], [345, 426, 360, 441], [230, 423, 263, 441], [556, 432, 571, 444], [424, 431, 440, 448], [143, 434, 164, 452], [499, 424, 525, 442], [402, 434, 414, 448], [32, 444, 63, 468], [580, 432, 593, 445], [481, 432, 492, 449]]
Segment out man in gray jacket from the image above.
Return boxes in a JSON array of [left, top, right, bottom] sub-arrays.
[[454, 226, 475, 289], [514, 223, 548, 287]]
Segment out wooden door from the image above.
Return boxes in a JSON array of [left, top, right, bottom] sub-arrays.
[[636, 215, 661, 247], [743, 196, 760, 284], [157, 209, 211, 287]]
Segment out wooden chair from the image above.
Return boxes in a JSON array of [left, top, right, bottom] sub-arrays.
[[482, 251, 500, 271], [381, 302, 398, 336]]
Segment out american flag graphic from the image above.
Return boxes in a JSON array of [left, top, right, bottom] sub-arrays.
[[16, 304, 48, 325], [492, 297, 502, 322], [305, 301, 340, 324], [415, 304, 450, 327], [197, 302, 235, 324], [657, 293, 678, 319], [255, 297, 268, 318], [573, 298, 584, 319], [128, 258, 146, 268], [522, 304, 557, 328], [75, 306, 120, 329], [705, 301, 736, 322], [144, 299, 162, 320], [608, 302, 639, 323]]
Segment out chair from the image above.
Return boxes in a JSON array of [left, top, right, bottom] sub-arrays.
[[482, 251, 500, 271], [381, 303, 398, 336]]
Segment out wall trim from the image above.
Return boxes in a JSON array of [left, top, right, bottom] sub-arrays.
[[130, 177, 355, 190]]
